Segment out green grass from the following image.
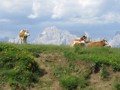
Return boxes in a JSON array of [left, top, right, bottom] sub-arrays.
[[0, 43, 41, 90], [5, 43, 120, 69], [60, 75, 88, 90], [113, 77, 120, 90], [114, 83, 120, 90], [60, 75, 80, 90], [0, 43, 120, 89], [101, 64, 109, 80], [73, 46, 120, 71]]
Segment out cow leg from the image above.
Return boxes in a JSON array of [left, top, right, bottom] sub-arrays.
[[24, 38, 27, 44], [70, 42, 75, 47], [20, 38, 24, 44], [23, 39, 25, 44], [21, 39, 23, 44]]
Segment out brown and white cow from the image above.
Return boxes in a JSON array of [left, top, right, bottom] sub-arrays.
[[86, 39, 108, 47], [19, 30, 30, 44], [70, 35, 88, 47]]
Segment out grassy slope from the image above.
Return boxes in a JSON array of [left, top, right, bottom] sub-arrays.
[[0, 43, 120, 90]]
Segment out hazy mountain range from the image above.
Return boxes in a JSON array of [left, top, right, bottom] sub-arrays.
[[0, 26, 120, 47], [32, 26, 77, 45], [109, 31, 120, 47]]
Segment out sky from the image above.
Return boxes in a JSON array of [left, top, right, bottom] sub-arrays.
[[0, 0, 120, 41]]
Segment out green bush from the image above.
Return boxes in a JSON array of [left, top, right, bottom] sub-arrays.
[[0, 43, 41, 90], [60, 75, 88, 90], [114, 83, 120, 90], [53, 67, 71, 78], [60, 75, 79, 90], [101, 64, 109, 80]]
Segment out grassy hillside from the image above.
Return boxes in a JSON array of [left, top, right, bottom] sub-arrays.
[[0, 43, 120, 90]]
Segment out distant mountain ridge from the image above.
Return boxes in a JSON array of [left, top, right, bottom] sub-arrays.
[[8, 36, 20, 44], [109, 31, 120, 47], [32, 26, 77, 45], [6, 27, 120, 47]]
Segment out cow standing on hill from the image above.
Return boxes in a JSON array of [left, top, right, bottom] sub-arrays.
[[19, 30, 30, 44]]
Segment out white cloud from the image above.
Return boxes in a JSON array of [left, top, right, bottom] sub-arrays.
[[28, 0, 54, 19], [78, 0, 105, 17], [52, 1, 64, 19], [70, 12, 120, 24], [103, 12, 120, 23], [1, 0, 120, 25], [28, 0, 105, 19], [0, 0, 32, 13], [51, 0, 105, 19], [28, 0, 41, 19], [27, 0, 120, 25]]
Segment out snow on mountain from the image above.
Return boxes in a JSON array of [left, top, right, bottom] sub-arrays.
[[8, 26, 120, 47], [109, 31, 120, 47], [8, 36, 21, 44], [32, 26, 77, 45]]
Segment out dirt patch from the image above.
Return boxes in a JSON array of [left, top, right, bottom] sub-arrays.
[[32, 52, 65, 90], [88, 72, 113, 90], [0, 84, 11, 90], [88, 66, 120, 90], [31, 52, 120, 90]]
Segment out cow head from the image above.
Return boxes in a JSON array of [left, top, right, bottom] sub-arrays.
[[80, 35, 87, 40], [24, 30, 30, 37], [101, 39, 108, 45], [80, 35, 90, 43]]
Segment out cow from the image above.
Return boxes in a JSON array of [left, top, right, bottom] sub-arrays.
[[86, 39, 108, 47], [19, 30, 30, 44], [70, 35, 88, 47]]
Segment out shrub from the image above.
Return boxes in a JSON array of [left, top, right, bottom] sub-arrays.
[[53, 67, 71, 78], [60, 75, 88, 90], [0, 44, 41, 90], [114, 83, 120, 90], [101, 64, 109, 80], [113, 76, 120, 90], [60, 75, 79, 90]]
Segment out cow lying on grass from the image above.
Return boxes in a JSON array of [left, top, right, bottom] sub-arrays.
[[86, 39, 108, 47], [19, 30, 30, 44], [70, 35, 88, 47]]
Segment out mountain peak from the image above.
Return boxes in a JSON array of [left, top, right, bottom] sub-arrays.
[[33, 26, 77, 45]]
